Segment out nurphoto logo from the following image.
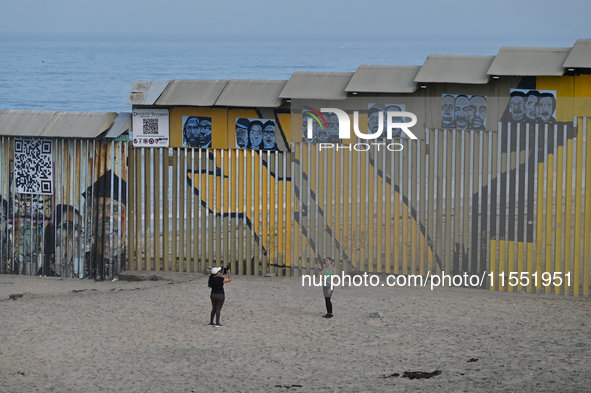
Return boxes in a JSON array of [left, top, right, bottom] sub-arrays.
[[304, 107, 418, 152]]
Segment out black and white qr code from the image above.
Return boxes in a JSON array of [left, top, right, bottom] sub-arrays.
[[14, 139, 53, 195], [143, 118, 159, 134]]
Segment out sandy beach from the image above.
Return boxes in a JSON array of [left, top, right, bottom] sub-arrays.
[[1, 271, 590, 392]]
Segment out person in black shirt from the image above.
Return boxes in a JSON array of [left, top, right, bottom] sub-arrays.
[[208, 266, 232, 327]]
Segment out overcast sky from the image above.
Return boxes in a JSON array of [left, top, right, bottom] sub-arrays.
[[1, 0, 589, 42]]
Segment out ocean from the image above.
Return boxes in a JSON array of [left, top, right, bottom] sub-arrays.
[[0, 34, 579, 113]]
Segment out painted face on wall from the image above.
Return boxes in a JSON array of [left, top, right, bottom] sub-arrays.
[[91, 197, 127, 260], [328, 115, 339, 139], [302, 116, 313, 142], [538, 97, 554, 123], [263, 124, 275, 149], [386, 105, 403, 137], [525, 95, 538, 120], [368, 110, 382, 135], [197, 119, 212, 147], [468, 96, 486, 130], [236, 126, 248, 148], [509, 96, 525, 121], [184, 118, 200, 146], [13, 194, 50, 221], [442, 95, 455, 128], [55, 208, 83, 277], [454, 96, 470, 129], [249, 123, 263, 147], [316, 125, 329, 142]]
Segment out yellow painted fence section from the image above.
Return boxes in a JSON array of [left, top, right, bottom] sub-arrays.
[[290, 119, 591, 296], [128, 147, 292, 275], [129, 119, 591, 296]]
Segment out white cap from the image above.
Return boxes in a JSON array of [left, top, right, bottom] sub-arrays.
[[211, 267, 222, 274]]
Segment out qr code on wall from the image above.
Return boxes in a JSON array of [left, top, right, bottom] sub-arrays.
[[143, 118, 159, 134], [14, 139, 53, 195]]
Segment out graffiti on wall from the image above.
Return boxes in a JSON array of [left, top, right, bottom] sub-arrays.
[[82, 170, 127, 279], [0, 140, 127, 279], [182, 116, 212, 148], [502, 89, 557, 124], [441, 94, 487, 130], [368, 104, 407, 138], [236, 118, 277, 149], [301, 108, 341, 143]]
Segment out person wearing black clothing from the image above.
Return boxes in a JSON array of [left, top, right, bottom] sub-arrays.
[[208, 266, 231, 327], [322, 257, 334, 319]]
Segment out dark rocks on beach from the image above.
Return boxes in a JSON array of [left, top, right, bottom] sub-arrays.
[[400, 370, 442, 379], [119, 274, 165, 282], [382, 370, 442, 379], [275, 384, 303, 389]]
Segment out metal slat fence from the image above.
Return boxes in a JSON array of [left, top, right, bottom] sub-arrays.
[[128, 147, 292, 275], [0, 138, 127, 280], [290, 118, 591, 296]]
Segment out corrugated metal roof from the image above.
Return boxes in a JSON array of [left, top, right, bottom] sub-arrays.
[[345, 65, 421, 93], [104, 112, 131, 138], [154, 79, 228, 106], [563, 39, 591, 68], [414, 55, 495, 84], [125, 80, 176, 105], [0, 110, 117, 138], [487, 47, 570, 76], [145, 80, 171, 105], [279, 72, 354, 100], [215, 79, 288, 107], [127, 81, 150, 105]]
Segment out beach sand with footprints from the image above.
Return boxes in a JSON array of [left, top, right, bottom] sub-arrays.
[[1, 271, 590, 392]]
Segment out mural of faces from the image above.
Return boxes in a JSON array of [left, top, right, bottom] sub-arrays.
[[368, 104, 406, 138], [525, 94, 539, 120], [41, 205, 84, 277], [368, 109, 382, 136], [302, 115, 319, 142], [182, 116, 212, 148], [328, 114, 340, 140], [235, 118, 276, 150], [441, 95, 455, 128], [386, 105, 404, 137], [263, 122, 275, 149], [509, 93, 526, 121], [454, 95, 470, 129], [301, 110, 341, 143], [441, 94, 487, 130], [249, 121, 263, 148], [505, 89, 556, 124], [468, 96, 487, 130], [83, 170, 127, 279], [236, 126, 248, 149], [538, 94, 555, 123]]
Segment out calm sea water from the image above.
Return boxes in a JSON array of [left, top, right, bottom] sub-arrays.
[[0, 34, 578, 113]]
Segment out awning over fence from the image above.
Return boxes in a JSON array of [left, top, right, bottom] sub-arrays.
[[279, 71, 354, 100], [415, 55, 495, 84], [563, 39, 591, 68], [152, 80, 229, 106], [215, 79, 288, 107], [126, 80, 171, 106], [0, 110, 120, 138], [104, 112, 131, 139], [487, 47, 571, 76], [345, 65, 421, 93], [126, 39, 591, 108]]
